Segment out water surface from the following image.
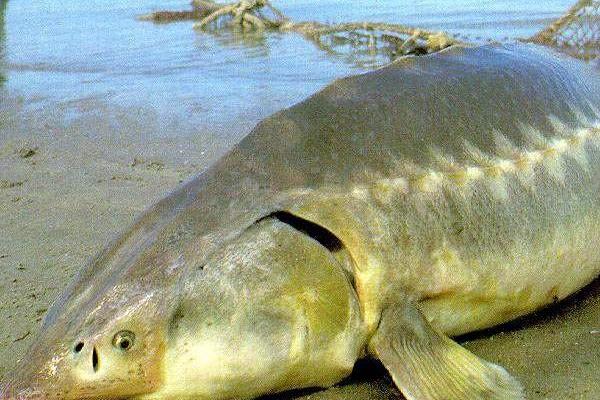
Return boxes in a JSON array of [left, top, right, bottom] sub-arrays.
[[1, 0, 574, 138]]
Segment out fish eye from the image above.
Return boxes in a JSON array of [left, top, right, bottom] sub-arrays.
[[112, 330, 136, 351], [73, 341, 84, 353]]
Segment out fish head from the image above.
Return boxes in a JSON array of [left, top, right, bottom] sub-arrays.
[[4, 211, 364, 400], [4, 267, 175, 399]]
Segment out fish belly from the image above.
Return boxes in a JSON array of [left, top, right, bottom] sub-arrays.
[[360, 123, 600, 337], [415, 128, 600, 336]]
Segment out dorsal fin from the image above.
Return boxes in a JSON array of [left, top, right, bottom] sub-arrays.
[[526, 0, 599, 61]]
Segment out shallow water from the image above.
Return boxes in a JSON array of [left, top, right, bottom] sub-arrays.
[[1, 0, 573, 138]]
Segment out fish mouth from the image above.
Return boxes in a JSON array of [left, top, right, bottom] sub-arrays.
[[0, 377, 132, 400], [2, 363, 146, 400]]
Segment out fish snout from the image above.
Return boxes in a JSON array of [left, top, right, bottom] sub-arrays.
[[71, 339, 101, 375], [4, 345, 74, 400], [7, 323, 166, 399], [5, 334, 113, 399]]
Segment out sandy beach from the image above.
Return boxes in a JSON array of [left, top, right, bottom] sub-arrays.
[[1, 93, 600, 400]]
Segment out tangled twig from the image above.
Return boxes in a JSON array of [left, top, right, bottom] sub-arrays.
[[140, 0, 458, 61], [193, 0, 288, 30], [138, 1, 219, 22], [140, 0, 600, 61]]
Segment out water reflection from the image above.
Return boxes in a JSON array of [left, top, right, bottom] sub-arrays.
[[302, 29, 407, 69], [198, 27, 272, 58], [196, 25, 411, 69], [2, 0, 571, 134]]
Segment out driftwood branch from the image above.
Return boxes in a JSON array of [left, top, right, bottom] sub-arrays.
[[140, 0, 600, 61], [139, 0, 458, 59], [138, 1, 222, 22], [190, 0, 288, 30]]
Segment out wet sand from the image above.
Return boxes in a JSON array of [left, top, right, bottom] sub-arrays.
[[0, 97, 234, 382], [1, 95, 599, 400]]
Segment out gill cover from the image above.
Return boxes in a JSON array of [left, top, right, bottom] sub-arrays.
[[154, 216, 365, 400]]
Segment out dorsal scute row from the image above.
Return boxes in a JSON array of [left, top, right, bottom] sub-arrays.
[[360, 115, 600, 202]]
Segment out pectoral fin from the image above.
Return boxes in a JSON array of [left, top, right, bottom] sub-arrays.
[[370, 302, 524, 400]]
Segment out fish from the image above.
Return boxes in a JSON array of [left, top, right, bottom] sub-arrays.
[[4, 43, 600, 400]]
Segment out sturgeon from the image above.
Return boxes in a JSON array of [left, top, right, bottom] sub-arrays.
[[5, 43, 600, 400]]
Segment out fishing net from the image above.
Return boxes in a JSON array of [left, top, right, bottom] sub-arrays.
[[141, 0, 459, 66], [141, 0, 599, 63], [528, 0, 600, 60], [287, 22, 457, 68]]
